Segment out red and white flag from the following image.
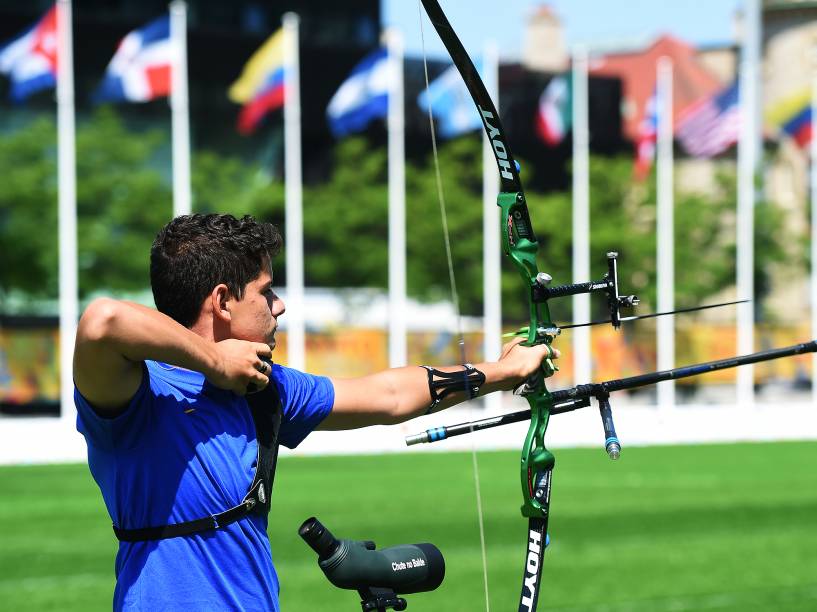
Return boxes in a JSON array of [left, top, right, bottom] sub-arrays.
[[536, 74, 572, 146], [634, 90, 657, 179]]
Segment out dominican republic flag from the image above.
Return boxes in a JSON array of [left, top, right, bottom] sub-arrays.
[[417, 61, 483, 139], [327, 48, 393, 138], [634, 89, 657, 179], [535, 74, 572, 146], [94, 16, 173, 103], [228, 28, 285, 135], [0, 5, 58, 102], [676, 82, 740, 158]]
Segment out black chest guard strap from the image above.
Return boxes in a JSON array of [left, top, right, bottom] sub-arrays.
[[113, 380, 283, 542]]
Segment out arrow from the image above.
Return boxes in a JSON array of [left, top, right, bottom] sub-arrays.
[[503, 299, 748, 337]]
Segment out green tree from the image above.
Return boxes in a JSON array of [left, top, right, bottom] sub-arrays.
[[0, 118, 59, 302], [0, 109, 283, 307], [75, 108, 171, 295], [0, 109, 171, 306], [406, 137, 486, 311], [300, 138, 389, 288], [0, 111, 794, 325]]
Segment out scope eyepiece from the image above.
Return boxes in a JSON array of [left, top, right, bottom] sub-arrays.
[[299, 517, 340, 560]]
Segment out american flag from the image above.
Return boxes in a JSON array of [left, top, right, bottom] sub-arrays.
[[676, 82, 740, 157]]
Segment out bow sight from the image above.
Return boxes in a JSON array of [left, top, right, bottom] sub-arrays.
[[532, 251, 639, 331]]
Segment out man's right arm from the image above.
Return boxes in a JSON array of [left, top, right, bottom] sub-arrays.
[[73, 298, 271, 415]]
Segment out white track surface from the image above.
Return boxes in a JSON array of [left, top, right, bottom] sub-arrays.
[[1, 390, 815, 465]]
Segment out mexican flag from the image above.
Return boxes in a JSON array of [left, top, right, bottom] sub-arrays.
[[536, 74, 572, 146]]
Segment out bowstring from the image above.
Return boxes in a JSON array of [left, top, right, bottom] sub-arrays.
[[417, 4, 490, 610]]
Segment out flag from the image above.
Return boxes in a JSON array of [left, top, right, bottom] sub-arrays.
[[536, 74, 572, 146], [417, 61, 483, 139], [228, 28, 285, 135], [676, 82, 740, 158], [94, 16, 173, 103], [634, 90, 657, 179], [780, 106, 811, 147], [327, 48, 393, 138], [766, 89, 811, 148], [0, 5, 57, 102]]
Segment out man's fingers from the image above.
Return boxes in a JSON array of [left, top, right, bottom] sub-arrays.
[[255, 343, 273, 359], [253, 371, 269, 388], [501, 336, 526, 358], [245, 372, 270, 395]]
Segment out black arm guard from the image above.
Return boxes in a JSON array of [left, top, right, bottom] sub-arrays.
[[420, 363, 486, 414]]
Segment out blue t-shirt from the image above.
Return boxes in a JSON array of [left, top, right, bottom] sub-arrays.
[[75, 361, 334, 612]]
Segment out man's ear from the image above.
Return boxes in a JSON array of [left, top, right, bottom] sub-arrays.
[[210, 284, 233, 323]]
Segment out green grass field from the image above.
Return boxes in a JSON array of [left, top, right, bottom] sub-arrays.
[[1, 441, 816, 611]]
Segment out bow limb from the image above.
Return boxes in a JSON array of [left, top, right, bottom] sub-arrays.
[[418, 2, 558, 610]]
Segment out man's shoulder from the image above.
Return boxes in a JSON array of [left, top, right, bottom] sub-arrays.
[[270, 364, 326, 388], [144, 360, 207, 391]]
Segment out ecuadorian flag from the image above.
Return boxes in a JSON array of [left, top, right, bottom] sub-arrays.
[[229, 28, 285, 135], [766, 88, 811, 148]]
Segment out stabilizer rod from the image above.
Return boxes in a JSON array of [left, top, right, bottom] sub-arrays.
[[405, 340, 817, 446], [555, 339, 817, 402]]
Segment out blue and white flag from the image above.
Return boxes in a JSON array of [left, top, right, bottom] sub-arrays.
[[94, 16, 174, 103], [326, 48, 393, 138], [417, 61, 483, 139]]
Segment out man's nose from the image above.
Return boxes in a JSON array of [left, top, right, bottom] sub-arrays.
[[273, 298, 286, 317]]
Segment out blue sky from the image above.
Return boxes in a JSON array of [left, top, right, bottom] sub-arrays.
[[383, 1, 742, 60]]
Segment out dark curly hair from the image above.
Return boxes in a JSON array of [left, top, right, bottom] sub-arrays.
[[150, 214, 283, 327]]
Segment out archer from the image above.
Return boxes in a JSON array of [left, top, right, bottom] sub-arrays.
[[72, 212, 555, 611]]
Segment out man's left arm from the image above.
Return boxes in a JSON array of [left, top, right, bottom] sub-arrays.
[[319, 339, 557, 430]]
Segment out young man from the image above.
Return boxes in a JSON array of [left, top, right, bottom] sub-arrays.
[[73, 213, 556, 611]]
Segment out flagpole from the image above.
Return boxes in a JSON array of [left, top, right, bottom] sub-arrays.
[[170, 0, 191, 218], [572, 45, 591, 385], [386, 28, 407, 368], [811, 69, 817, 407], [482, 40, 501, 411], [283, 13, 305, 371], [736, 0, 761, 408], [57, 0, 78, 430], [656, 56, 675, 411]]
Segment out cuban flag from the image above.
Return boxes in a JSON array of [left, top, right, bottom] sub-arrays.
[[327, 48, 393, 138], [417, 61, 484, 139], [0, 6, 58, 102], [228, 28, 285, 135], [94, 16, 174, 103]]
